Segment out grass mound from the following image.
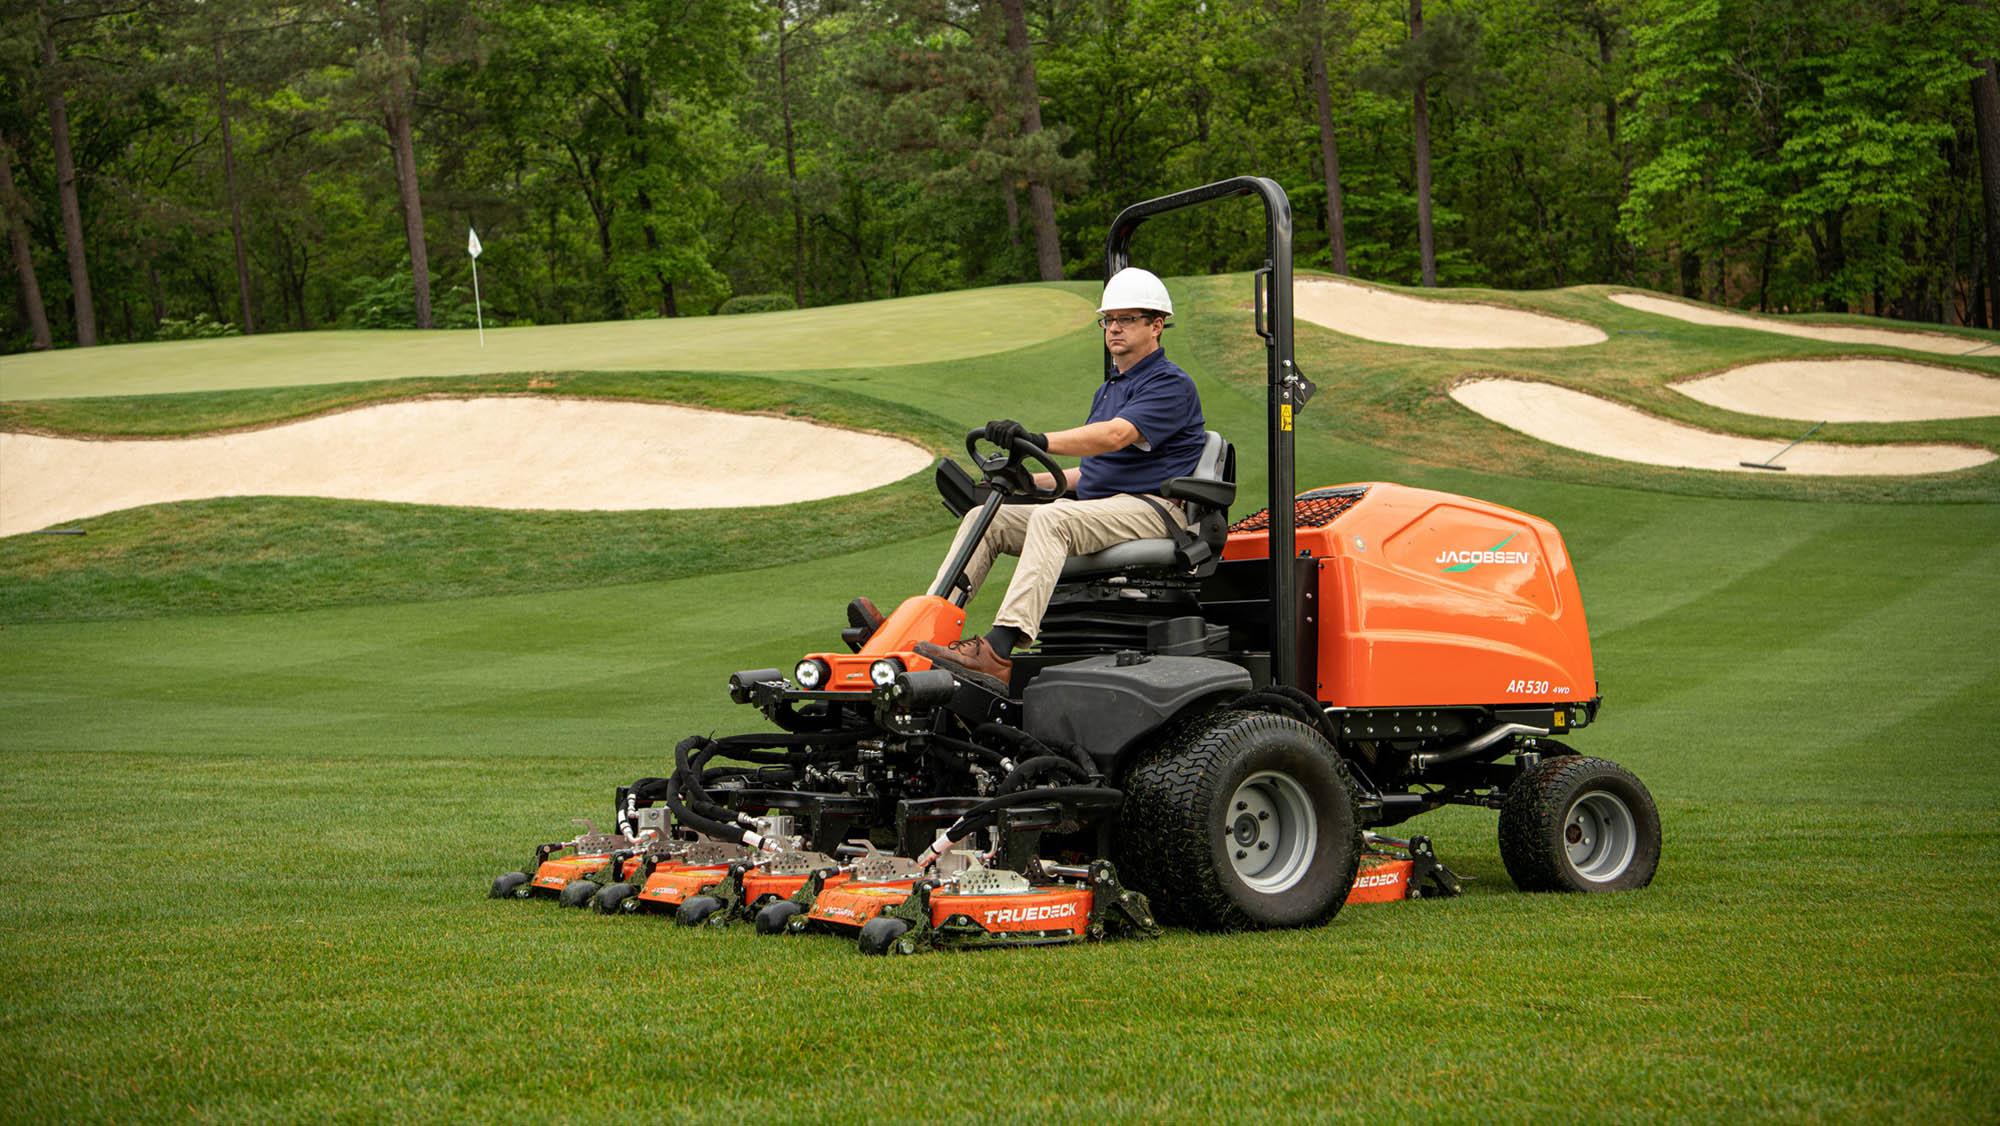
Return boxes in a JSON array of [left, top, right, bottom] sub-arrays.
[[0, 283, 1098, 401]]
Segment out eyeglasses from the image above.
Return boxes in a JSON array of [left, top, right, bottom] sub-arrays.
[[1098, 314, 1156, 329]]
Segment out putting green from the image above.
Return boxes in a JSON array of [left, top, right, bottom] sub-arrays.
[[0, 284, 1097, 401]]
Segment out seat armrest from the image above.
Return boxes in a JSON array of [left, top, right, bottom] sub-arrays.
[[1161, 475, 1235, 511]]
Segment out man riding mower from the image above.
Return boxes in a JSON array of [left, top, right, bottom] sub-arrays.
[[490, 177, 1661, 951]]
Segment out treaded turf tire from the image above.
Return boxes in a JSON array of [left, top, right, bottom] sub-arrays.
[[1117, 709, 1361, 931], [1499, 755, 1661, 892]]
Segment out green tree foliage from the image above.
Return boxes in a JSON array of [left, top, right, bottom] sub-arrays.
[[2, 0, 1994, 352]]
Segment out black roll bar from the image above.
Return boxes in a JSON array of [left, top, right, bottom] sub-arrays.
[[1104, 177, 1304, 690]]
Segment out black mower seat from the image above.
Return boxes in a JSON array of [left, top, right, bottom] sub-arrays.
[[1059, 430, 1236, 582]]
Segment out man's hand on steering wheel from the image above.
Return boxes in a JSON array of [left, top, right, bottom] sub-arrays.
[[966, 424, 1065, 501], [983, 419, 1048, 454]]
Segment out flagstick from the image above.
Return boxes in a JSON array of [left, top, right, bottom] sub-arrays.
[[471, 255, 485, 347]]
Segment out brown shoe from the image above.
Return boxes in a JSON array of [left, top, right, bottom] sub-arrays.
[[914, 635, 1013, 695]]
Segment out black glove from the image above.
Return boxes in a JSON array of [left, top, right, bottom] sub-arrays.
[[984, 419, 1048, 452]]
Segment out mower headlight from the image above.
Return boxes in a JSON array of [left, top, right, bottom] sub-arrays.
[[869, 657, 905, 688], [793, 659, 829, 690]]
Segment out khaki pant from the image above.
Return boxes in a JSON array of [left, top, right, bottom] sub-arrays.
[[931, 494, 1191, 641]]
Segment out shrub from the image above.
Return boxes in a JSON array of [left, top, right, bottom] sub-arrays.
[[716, 292, 797, 315], [155, 314, 241, 340], [339, 274, 480, 329]]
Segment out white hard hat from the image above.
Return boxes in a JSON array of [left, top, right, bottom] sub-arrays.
[[1099, 267, 1173, 316]]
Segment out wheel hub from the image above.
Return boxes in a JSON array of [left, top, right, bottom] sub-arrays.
[[1563, 791, 1638, 883], [1223, 771, 1318, 894]]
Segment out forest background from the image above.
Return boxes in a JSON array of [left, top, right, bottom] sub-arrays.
[[4, 0, 1998, 354]]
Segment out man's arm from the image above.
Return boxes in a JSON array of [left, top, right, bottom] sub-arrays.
[[1044, 417, 1141, 456], [1029, 466, 1085, 491]]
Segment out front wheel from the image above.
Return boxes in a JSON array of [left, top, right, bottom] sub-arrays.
[[1118, 710, 1361, 931], [1498, 755, 1661, 892]]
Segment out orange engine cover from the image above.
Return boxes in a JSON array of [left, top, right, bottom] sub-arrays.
[[1224, 483, 1594, 708], [805, 880, 913, 928], [801, 594, 966, 692], [927, 888, 1093, 935]]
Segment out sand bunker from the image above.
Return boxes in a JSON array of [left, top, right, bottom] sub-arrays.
[[1674, 360, 2000, 422], [0, 397, 934, 536], [1450, 379, 1994, 476], [1609, 293, 1995, 357], [1295, 278, 1607, 349]]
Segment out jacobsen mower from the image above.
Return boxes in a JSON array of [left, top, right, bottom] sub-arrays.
[[490, 177, 1661, 953]]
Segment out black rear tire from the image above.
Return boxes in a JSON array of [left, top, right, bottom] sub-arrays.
[[755, 901, 803, 935], [677, 895, 725, 927], [1499, 755, 1661, 892], [858, 916, 910, 956], [558, 879, 599, 909], [1118, 709, 1361, 931], [592, 883, 638, 914], [489, 871, 530, 899]]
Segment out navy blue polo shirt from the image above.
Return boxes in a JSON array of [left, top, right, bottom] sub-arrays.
[[1075, 347, 1205, 500]]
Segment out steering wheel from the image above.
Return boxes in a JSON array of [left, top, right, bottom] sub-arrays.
[[965, 426, 1067, 501]]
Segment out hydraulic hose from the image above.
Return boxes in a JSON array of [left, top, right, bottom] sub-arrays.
[[975, 722, 1094, 777], [662, 768, 758, 847], [915, 784, 1123, 866], [997, 755, 1092, 793], [927, 733, 1008, 769]]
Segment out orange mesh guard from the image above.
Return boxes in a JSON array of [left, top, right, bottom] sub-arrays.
[[741, 871, 812, 905], [805, 881, 916, 928], [636, 865, 728, 907], [531, 854, 611, 891]]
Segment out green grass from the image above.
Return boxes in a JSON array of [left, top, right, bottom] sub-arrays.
[[2, 278, 1997, 1117], [0, 283, 1097, 401], [2, 498, 1995, 1119]]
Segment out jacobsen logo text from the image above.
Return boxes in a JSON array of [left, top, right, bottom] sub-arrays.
[[1437, 533, 1531, 572]]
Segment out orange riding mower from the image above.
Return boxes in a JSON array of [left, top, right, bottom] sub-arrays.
[[487, 177, 1661, 947]]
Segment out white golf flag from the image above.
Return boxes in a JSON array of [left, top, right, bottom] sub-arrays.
[[467, 226, 486, 345]]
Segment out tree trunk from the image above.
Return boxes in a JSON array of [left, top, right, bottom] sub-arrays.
[[998, 0, 1062, 281], [0, 135, 53, 350], [1310, 21, 1348, 275], [378, 1, 431, 329], [1004, 182, 1021, 246], [776, 3, 806, 308], [214, 37, 256, 334], [1411, 0, 1436, 287], [41, 13, 95, 346], [1972, 59, 2000, 328], [1679, 249, 1700, 299], [1593, 17, 1633, 281], [1821, 210, 1847, 313]]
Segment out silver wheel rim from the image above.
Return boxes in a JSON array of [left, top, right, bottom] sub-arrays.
[[1224, 770, 1318, 893], [1564, 791, 1637, 882]]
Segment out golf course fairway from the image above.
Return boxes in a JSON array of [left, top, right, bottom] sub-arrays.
[[2, 278, 1995, 1118]]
